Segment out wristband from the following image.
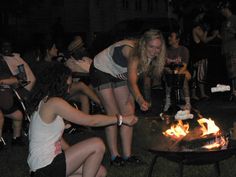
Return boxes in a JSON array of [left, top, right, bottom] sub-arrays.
[[116, 114, 123, 126], [135, 95, 142, 103]]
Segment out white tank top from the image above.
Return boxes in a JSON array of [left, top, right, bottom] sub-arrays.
[[27, 101, 65, 171], [94, 40, 134, 78]]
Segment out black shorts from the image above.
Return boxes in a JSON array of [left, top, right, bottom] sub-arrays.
[[0, 88, 18, 114], [90, 63, 127, 91], [31, 152, 66, 177]]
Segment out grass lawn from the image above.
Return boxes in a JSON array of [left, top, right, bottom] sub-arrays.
[[104, 117, 236, 177], [1, 95, 236, 177]]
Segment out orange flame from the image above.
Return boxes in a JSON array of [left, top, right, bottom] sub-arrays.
[[197, 118, 220, 136], [163, 120, 189, 138], [202, 136, 227, 149], [162, 118, 227, 149]]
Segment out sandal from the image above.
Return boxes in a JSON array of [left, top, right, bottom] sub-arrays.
[[124, 155, 144, 165], [110, 156, 125, 166], [200, 95, 210, 100], [191, 96, 199, 101]]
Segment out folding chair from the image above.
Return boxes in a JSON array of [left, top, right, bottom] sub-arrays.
[[12, 88, 31, 136]]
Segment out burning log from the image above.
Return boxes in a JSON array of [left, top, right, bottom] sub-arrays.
[[162, 118, 228, 151]]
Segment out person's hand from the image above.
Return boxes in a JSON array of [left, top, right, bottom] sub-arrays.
[[136, 95, 150, 111], [81, 56, 92, 64], [212, 30, 219, 37], [140, 100, 150, 111], [122, 115, 138, 126]]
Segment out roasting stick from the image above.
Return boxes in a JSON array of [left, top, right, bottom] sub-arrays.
[[192, 107, 203, 118], [168, 136, 185, 151]]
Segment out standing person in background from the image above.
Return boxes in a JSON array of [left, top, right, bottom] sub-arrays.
[[90, 29, 166, 166], [190, 22, 219, 101], [218, 1, 236, 101], [28, 62, 137, 177]]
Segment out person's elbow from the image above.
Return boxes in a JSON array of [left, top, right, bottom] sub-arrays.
[[31, 75, 36, 87]]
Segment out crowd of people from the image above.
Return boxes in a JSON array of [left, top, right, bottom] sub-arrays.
[[0, 1, 235, 177]]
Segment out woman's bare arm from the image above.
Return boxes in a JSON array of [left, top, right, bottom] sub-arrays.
[[61, 137, 70, 150], [128, 57, 149, 111], [46, 97, 137, 127], [72, 81, 101, 105], [0, 77, 18, 85]]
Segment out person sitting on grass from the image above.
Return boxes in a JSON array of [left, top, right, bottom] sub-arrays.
[[0, 74, 24, 149], [36, 38, 101, 114], [27, 62, 137, 177]]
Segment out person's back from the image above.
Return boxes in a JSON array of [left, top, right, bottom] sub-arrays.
[[93, 39, 135, 79], [28, 99, 64, 171]]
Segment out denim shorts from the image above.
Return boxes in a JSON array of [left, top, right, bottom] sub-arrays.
[[90, 63, 127, 91]]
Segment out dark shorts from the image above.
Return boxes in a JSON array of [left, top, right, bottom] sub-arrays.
[[90, 63, 127, 91], [31, 152, 66, 177], [0, 88, 18, 114]]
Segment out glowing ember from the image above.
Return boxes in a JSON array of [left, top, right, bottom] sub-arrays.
[[163, 120, 189, 138], [202, 136, 228, 149], [198, 118, 220, 136]]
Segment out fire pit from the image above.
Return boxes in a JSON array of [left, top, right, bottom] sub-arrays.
[[147, 117, 236, 177]]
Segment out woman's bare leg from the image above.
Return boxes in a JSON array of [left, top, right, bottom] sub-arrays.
[[5, 110, 23, 138], [71, 82, 101, 105], [65, 137, 106, 177], [74, 93, 90, 114], [113, 86, 135, 157], [69, 165, 106, 177], [97, 88, 120, 157], [0, 111, 4, 138]]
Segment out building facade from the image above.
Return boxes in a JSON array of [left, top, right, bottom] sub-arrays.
[[0, 0, 168, 44]]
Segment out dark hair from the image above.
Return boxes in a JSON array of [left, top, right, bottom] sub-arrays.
[[169, 30, 183, 45], [39, 35, 56, 61], [217, 0, 232, 10], [29, 62, 71, 112], [169, 30, 181, 40]]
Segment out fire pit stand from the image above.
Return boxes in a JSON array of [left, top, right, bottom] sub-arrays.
[[147, 147, 236, 177]]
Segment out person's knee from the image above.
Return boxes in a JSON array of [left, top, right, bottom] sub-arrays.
[[91, 137, 106, 154], [76, 81, 86, 91], [80, 95, 90, 104], [96, 165, 107, 177], [12, 110, 23, 121], [0, 111, 3, 121]]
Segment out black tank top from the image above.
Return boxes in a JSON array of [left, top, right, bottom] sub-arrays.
[[112, 45, 133, 67]]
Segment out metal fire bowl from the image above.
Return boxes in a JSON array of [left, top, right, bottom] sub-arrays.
[[149, 141, 236, 165]]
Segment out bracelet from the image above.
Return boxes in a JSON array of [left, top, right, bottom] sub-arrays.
[[116, 114, 123, 126], [135, 95, 142, 103]]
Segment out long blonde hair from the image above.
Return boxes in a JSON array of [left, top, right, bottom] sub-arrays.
[[134, 29, 166, 80]]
